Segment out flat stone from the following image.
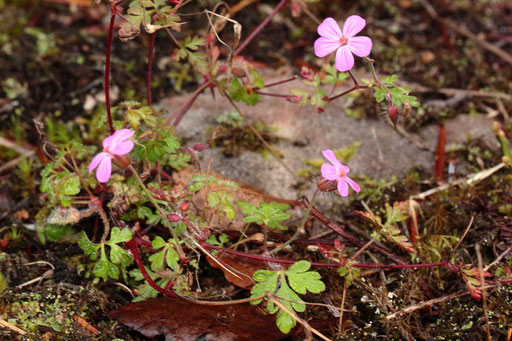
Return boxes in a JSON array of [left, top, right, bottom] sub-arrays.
[[160, 75, 497, 202]]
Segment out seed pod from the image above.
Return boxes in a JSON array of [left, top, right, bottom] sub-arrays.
[[179, 200, 189, 212], [231, 67, 246, 78]]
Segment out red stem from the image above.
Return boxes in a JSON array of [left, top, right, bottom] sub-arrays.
[[126, 238, 177, 297], [167, 80, 212, 127], [328, 85, 368, 102], [146, 33, 155, 107], [202, 242, 447, 270], [105, 13, 116, 135], [259, 76, 298, 89], [234, 0, 290, 56], [298, 198, 406, 265], [434, 124, 446, 183]]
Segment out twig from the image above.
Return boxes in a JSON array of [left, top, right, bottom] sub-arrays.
[[451, 215, 474, 253], [419, 0, 512, 66], [485, 245, 512, 272], [339, 281, 347, 334], [385, 290, 469, 320], [266, 293, 330, 341], [476, 244, 492, 341], [299, 197, 406, 265], [0, 319, 26, 336], [411, 162, 506, 200], [234, 0, 290, 56]]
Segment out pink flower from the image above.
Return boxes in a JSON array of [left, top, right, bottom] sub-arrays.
[[89, 129, 135, 183], [320, 149, 360, 197], [314, 16, 372, 72]]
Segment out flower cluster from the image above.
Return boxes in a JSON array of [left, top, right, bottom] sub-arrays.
[[89, 129, 135, 183]]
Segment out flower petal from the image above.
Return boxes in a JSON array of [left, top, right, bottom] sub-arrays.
[[342, 15, 366, 38], [345, 176, 360, 193], [337, 179, 349, 197], [96, 156, 112, 183], [335, 46, 354, 72], [317, 17, 342, 40], [89, 152, 109, 174], [347, 36, 372, 57], [321, 149, 338, 165], [314, 37, 340, 57], [104, 129, 135, 150], [103, 135, 114, 149], [321, 163, 339, 181], [113, 129, 135, 140], [110, 140, 134, 155], [340, 164, 350, 175]]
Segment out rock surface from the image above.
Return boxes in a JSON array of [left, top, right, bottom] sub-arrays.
[[160, 75, 497, 202]]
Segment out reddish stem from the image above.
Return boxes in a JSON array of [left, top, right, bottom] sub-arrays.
[[105, 13, 116, 135], [434, 124, 446, 183], [146, 33, 155, 107], [202, 242, 447, 270], [254, 90, 290, 98], [234, 0, 290, 56], [126, 238, 178, 297], [298, 198, 406, 265], [328, 85, 369, 102], [259, 76, 298, 89], [167, 80, 213, 127]]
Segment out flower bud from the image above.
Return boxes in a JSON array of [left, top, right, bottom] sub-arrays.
[[317, 178, 337, 193], [387, 105, 398, 128], [168, 214, 181, 222], [179, 200, 189, 212], [192, 143, 209, 152]]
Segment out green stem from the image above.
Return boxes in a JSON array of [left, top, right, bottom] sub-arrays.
[[128, 165, 185, 259]]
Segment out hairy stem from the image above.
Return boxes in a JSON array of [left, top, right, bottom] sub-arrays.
[[126, 238, 177, 297], [128, 165, 185, 259], [146, 33, 155, 107], [105, 13, 116, 135]]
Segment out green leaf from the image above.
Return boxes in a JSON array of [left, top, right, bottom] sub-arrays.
[[166, 247, 179, 270], [276, 309, 296, 334], [385, 201, 409, 225], [286, 261, 325, 294], [149, 249, 166, 270], [250, 270, 279, 305], [78, 231, 99, 259], [251, 69, 264, 89], [94, 247, 120, 280], [237, 201, 290, 230], [152, 235, 167, 249], [108, 227, 133, 244]]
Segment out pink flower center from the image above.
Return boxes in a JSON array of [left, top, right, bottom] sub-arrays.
[[339, 169, 346, 177], [339, 36, 348, 46]]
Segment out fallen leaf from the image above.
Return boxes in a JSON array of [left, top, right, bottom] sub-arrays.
[[110, 297, 286, 340], [13, 209, 29, 221], [206, 253, 262, 288]]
